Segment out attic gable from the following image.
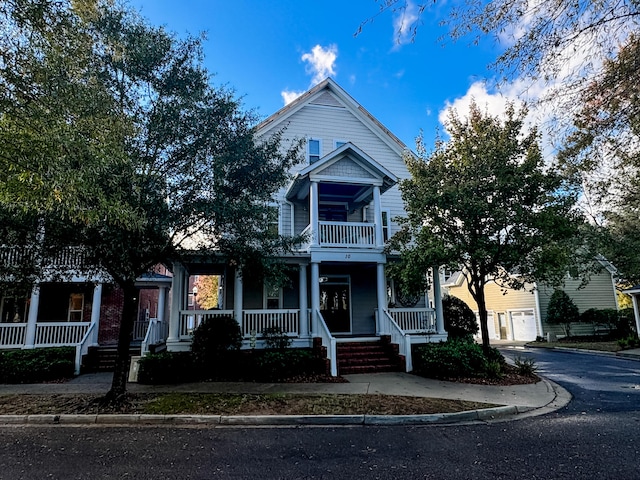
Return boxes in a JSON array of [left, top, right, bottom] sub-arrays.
[[315, 156, 377, 180]]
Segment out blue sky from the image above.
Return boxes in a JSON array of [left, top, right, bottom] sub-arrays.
[[128, 0, 508, 150]]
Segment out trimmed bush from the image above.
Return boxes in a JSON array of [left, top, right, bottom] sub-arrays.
[[191, 315, 242, 377], [253, 349, 325, 381], [412, 340, 490, 379], [546, 290, 579, 337], [0, 347, 75, 383], [442, 295, 479, 340], [262, 325, 293, 350], [137, 351, 196, 384]]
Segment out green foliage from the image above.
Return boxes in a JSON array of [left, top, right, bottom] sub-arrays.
[[262, 326, 293, 350], [442, 295, 479, 340], [190, 316, 242, 375], [253, 349, 325, 382], [137, 352, 196, 385], [617, 335, 640, 350], [412, 340, 491, 379], [391, 101, 584, 351], [546, 290, 580, 337], [513, 355, 538, 377], [0, 347, 75, 383]]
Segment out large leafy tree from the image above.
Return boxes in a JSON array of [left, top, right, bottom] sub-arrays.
[[559, 36, 640, 284], [391, 102, 584, 352], [0, 0, 301, 399]]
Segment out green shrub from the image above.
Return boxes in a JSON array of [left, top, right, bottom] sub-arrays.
[[546, 290, 579, 337], [262, 325, 292, 350], [617, 335, 640, 350], [0, 347, 75, 383], [442, 295, 479, 340], [253, 349, 324, 381], [513, 355, 538, 376], [191, 315, 242, 376], [137, 351, 196, 384], [412, 340, 489, 379]]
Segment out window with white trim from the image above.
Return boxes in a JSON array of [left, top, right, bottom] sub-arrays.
[[264, 282, 282, 309], [267, 204, 280, 236], [381, 210, 391, 242], [334, 139, 347, 149], [307, 138, 321, 163], [68, 293, 84, 322]]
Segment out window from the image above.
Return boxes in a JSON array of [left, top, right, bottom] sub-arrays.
[[264, 282, 282, 309], [382, 210, 391, 242], [1, 296, 27, 323], [308, 138, 321, 163], [68, 293, 84, 322], [267, 204, 280, 235], [334, 139, 347, 149]]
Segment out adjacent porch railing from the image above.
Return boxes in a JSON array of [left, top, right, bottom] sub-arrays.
[[318, 221, 375, 247], [141, 318, 169, 356], [388, 308, 436, 333], [377, 309, 412, 372], [315, 309, 337, 376], [34, 322, 91, 346], [75, 322, 97, 375], [0, 246, 86, 268], [242, 309, 299, 338], [0, 323, 27, 348], [133, 320, 150, 342]]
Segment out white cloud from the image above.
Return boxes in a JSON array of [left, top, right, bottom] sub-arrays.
[[281, 90, 304, 105], [302, 44, 338, 86], [281, 44, 339, 105], [392, 1, 419, 48]]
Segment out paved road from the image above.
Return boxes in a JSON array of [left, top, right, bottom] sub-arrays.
[[1, 349, 639, 480]]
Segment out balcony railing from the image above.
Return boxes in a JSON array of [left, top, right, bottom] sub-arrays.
[[0, 246, 87, 269], [319, 221, 375, 247]]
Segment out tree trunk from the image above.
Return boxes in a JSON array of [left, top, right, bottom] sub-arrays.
[[106, 280, 138, 400], [469, 278, 491, 355]]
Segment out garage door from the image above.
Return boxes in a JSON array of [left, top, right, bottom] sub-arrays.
[[509, 309, 537, 341], [473, 311, 499, 340]]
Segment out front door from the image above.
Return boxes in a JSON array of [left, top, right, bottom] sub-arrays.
[[320, 278, 351, 334]]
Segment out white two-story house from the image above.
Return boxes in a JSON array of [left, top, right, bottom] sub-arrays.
[[165, 78, 447, 375]]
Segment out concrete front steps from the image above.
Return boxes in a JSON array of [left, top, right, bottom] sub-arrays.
[[82, 345, 141, 373], [336, 338, 403, 375]]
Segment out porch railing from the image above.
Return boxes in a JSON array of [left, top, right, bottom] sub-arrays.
[[179, 310, 234, 339], [377, 309, 412, 372], [0, 323, 27, 348], [75, 322, 97, 375], [318, 221, 375, 247], [315, 309, 337, 376], [35, 322, 91, 346], [242, 309, 299, 338], [388, 308, 436, 333], [133, 320, 150, 342], [141, 318, 169, 356], [0, 246, 86, 268]]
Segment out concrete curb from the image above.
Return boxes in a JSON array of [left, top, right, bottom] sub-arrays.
[[526, 344, 640, 362], [0, 404, 546, 427]]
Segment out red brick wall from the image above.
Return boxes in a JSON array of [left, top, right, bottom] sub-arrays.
[[98, 284, 124, 345]]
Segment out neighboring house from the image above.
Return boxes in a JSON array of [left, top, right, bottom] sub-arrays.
[[0, 78, 447, 376], [623, 285, 640, 339], [444, 261, 619, 341], [0, 247, 171, 372], [164, 78, 447, 375]]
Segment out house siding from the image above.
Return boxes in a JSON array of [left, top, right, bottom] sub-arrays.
[[538, 271, 617, 337], [447, 279, 538, 339]]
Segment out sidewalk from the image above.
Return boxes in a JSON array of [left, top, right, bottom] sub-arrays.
[[0, 371, 571, 426]]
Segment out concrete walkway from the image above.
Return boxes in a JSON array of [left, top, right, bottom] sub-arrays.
[[0, 371, 571, 426]]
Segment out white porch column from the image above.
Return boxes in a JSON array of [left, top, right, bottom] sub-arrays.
[[373, 185, 384, 247], [299, 264, 309, 338], [376, 263, 387, 334], [24, 284, 40, 349], [310, 262, 320, 334], [233, 268, 243, 330], [157, 286, 167, 324], [310, 180, 319, 246], [167, 263, 185, 343], [433, 266, 446, 334], [90, 283, 102, 345], [633, 294, 640, 340]]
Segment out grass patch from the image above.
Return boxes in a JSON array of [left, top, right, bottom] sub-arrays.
[[0, 393, 499, 416]]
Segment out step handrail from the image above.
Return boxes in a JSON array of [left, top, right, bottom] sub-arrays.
[[74, 322, 97, 375], [315, 310, 337, 376]]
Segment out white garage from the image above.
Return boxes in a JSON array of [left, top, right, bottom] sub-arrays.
[[509, 309, 538, 341]]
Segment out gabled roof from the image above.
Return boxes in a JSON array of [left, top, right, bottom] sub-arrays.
[[256, 77, 408, 156], [286, 142, 398, 205]]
